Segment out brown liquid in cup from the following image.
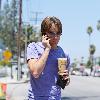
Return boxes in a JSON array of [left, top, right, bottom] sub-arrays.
[[58, 58, 67, 73]]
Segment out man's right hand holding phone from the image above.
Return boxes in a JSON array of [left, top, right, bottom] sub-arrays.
[[42, 35, 51, 49]]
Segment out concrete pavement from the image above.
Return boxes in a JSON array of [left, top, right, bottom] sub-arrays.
[[0, 76, 29, 84], [0, 76, 29, 100], [6, 75, 100, 100]]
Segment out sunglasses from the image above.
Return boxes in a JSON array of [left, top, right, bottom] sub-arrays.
[[47, 32, 62, 38]]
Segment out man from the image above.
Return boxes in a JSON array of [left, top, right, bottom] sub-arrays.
[[27, 16, 70, 100]]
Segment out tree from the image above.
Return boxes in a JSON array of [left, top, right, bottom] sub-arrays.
[[89, 44, 96, 55], [89, 44, 96, 75], [0, 0, 41, 57], [87, 26, 93, 47], [0, 0, 18, 56], [97, 20, 100, 32], [89, 44, 96, 65], [86, 59, 91, 68], [86, 26, 94, 75], [98, 58, 100, 66]]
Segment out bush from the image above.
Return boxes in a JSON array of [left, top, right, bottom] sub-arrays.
[[0, 60, 12, 68]]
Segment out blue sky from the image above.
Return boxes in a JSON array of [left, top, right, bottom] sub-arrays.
[[23, 0, 100, 62], [2, 0, 100, 62]]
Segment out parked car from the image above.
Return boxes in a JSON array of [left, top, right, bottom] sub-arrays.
[[71, 68, 82, 76], [94, 70, 100, 77], [93, 66, 100, 77]]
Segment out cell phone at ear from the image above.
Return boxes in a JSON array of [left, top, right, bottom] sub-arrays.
[[46, 35, 49, 40]]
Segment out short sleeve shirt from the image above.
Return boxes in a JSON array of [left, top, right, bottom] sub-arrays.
[[27, 42, 70, 100]]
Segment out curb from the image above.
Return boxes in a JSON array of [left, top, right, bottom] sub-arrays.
[[7, 79, 30, 84], [0, 78, 30, 84]]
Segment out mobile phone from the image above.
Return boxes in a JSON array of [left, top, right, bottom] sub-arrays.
[[46, 35, 49, 40]]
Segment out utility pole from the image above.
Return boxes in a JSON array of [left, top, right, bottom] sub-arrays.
[[17, 0, 22, 81], [0, 0, 1, 27], [31, 11, 42, 34], [12, 0, 16, 38], [0, 0, 1, 10], [31, 11, 43, 25], [25, 25, 28, 64]]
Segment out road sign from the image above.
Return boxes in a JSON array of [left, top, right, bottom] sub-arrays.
[[3, 50, 12, 60]]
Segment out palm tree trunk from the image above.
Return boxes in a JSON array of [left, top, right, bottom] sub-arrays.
[[90, 54, 94, 75]]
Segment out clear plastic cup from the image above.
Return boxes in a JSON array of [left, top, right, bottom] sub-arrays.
[[58, 58, 67, 73]]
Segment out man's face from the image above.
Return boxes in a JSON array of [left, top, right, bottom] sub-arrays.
[[46, 24, 62, 46]]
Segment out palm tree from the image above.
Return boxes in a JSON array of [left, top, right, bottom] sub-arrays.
[[89, 44, 96, 75], [97, 20, 100, 32], [87, 26, 93, 47], [87, 26, 93, 75], [89, 44, 96, 55]]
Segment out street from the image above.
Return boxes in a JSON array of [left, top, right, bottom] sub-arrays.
[[61, 75, 100, 100], [7, 75, 100, 100]]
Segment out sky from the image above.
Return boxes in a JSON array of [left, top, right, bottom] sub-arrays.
[[2, 0, 100, 62]]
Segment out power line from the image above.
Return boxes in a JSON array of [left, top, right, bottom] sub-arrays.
[[31, 11, 43, 25]]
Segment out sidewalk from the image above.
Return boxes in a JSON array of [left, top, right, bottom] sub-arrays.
[[0, 77, 29, 84]]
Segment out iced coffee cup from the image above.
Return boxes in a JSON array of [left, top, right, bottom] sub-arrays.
[[58, 58, 67, 73]]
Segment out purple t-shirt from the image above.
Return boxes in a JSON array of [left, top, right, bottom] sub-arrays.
[[27, 42, 70, 100]]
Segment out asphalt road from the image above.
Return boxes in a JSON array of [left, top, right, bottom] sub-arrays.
[[62, 75, 100, 100], [7, 75, 100, 100]]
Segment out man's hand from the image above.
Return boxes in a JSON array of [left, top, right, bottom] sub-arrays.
[[42, 35, 51, 49], [58, 70, 70, 86]]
